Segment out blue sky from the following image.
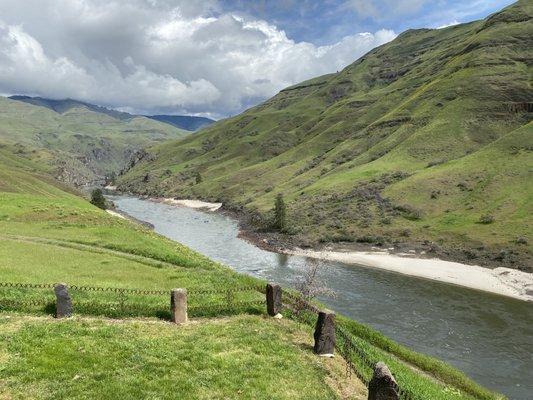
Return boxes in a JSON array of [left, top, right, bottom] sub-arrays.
[[219, 0, 516, 44], [0, 0, 517, 117]]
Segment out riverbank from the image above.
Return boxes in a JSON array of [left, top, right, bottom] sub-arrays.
[[138, 196, 533, 303], [109, 194, 533, 399], [287, 248, 533, 302], [152, 197, 222, 212]]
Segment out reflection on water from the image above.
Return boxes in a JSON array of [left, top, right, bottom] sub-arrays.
[[111, 195, 533, 400]]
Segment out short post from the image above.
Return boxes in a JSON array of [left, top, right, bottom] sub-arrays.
[[266, 283, 282, 316], [54, 283, 72, 318], [313, 309, 335, 356], [170, 288, 188, 324], [368, 362, 399, 400]]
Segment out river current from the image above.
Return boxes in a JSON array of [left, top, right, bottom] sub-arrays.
[[111, 195, 533, 399]]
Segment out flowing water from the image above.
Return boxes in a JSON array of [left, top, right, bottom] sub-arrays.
[[111, 195, 533, 399]]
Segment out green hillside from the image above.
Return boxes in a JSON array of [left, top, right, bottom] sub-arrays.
[[0, 151, 503, 399], [118, 1, 533, 270], [0, 96, 188, 186]]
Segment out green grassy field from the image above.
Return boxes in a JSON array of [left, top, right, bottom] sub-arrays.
[[117, 1, 533, 270], [0, 314, 364, 400], [0, 150, 505, 399]]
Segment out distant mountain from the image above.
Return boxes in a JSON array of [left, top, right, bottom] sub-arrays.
[[145, 115, 215, 131], [9, 95, 215, 132], [9, 95, 133, 121], [118, 1, 533, 270], [0, 96, 188, 187]]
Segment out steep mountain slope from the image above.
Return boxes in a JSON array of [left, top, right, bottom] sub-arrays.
[[146, 115, 215, 131], [0, 96, 188, 186], [118, 1, 533, 269]]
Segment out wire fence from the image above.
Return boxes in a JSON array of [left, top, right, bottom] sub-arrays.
[[281, 290, 416, 400], [0, 281, 265, 320], [0, 281, 419, 399]]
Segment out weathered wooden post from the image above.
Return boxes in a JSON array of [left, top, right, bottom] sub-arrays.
[[266, 283, 282, 316], [313, 309, 335, 356], [368, 362, 399, 400], [170, 288, 188, 324], [54, 283, 72, 318]]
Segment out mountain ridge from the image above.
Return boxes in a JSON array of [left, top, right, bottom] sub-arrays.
[[0, 96, 188, 187], [9, 95, 215, 131], [117, 0, 533, 270]]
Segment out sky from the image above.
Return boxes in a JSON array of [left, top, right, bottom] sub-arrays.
[[0, 0, 515, 119]]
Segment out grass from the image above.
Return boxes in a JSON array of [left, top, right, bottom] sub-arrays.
[[0, 150, 503, 399], [0, 314, 361, 400], [336, 316, 499, 400], [116, 0, 533, 269]]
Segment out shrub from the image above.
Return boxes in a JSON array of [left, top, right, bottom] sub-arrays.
[[90, 189, 106, 210], [395, 204, 423, 220], [515, 236, 528, 245], [195, 172, 203, 184], [479, 214, 495, 224]]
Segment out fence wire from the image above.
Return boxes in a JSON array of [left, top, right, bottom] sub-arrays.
[[0, 281, 264, 319], [281, 290, 416, 400], [1, 281, 417, 399]]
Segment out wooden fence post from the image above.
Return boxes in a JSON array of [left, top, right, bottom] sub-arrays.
[[313, 309, 335, 356], [368, 362, 399, 400], [171, 288, 188, 324], [266, 283, 282, 316], [54, 283, 72, 318]]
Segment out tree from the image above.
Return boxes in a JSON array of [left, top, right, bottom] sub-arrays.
[[90, 189, 106, 210], [273, 193, 287, 231], [195, 171, 203, 184], [293, 258, 335, 315]]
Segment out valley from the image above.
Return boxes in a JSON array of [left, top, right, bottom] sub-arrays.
[[0, 1, 531, 399], [117, 1, 533, 271]]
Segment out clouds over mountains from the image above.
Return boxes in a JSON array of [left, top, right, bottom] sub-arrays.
[[0, 0, 395, 117]]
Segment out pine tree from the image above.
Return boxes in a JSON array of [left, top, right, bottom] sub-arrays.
[[274, 193, 287, 232], [90, 188, 106, 210]]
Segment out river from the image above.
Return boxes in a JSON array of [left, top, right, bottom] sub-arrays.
[[111, 195, 533, 400]]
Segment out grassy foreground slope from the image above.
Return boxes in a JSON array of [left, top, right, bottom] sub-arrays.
[[0, 151, 364, 399], [118, 1, 533, 269], [0, 315, 360, 400], [0, 152, 502, 399], [0, 96, 188, 186]]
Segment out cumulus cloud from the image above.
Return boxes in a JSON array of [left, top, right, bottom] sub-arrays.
[[0, 0, 396, 117]]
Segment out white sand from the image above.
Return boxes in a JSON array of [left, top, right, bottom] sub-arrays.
[[156, 198, 222, 212], [289, 249, 533, 302], [106, 210, 126, 219]]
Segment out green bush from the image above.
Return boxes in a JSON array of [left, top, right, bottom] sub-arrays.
[[90, 189, 106, 210]]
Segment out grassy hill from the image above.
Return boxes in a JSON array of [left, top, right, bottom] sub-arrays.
[[0, 147, 502, 399], [0, 96, 188, 187], [117, 1, 533, 270]]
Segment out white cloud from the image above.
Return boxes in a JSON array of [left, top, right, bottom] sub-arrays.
[[0, 0, 396, 117]]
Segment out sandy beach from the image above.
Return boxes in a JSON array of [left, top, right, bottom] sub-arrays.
[[106, 209, 126, 219], [153, 197, 223, 212], [128, 196, 533, 302], [288, 248, 533, 302]]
